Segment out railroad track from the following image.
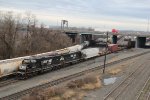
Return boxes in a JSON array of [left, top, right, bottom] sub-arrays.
[[136, 76, 150, 100], [0, 74, 20, 88], [103, 61, 146, 100], [0, 78, 19, 88], [1, 50, 150, 100], [0, 48, 122, 88]]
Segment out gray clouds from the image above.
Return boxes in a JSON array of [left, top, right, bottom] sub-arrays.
[[0, 0, 150, 31], [0, 0, 150, 18]]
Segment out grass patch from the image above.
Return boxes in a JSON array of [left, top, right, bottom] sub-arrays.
[[21, 76, 101, 100], [67, 76, 102, 90], [62, 89, 76, 99], [81, 76, 101, 90], [21, 89, 45, 100], [76, 92, 86, 100], [108, 68, 121, 75], [50, 96, 61, 100], [21, 87, 66, 100], [0, 69, 2, 76]]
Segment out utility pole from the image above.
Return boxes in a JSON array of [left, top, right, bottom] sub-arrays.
[[147, 17, 149, 32], [103, 32, 108, 74]]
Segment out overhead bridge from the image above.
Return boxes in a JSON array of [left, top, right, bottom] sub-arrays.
[[114, 32, 150, 48], [66, 31, 150, 48], [65, 31, 107, 43]]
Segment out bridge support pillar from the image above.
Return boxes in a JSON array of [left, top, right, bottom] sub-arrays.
[[136, 37, 146, 48], [65, 32, 77, 43], [80, 34, 92, 43], [112, 35, 117, 44]]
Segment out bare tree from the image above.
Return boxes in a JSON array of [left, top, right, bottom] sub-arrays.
[[0, 11, 21, 59], [0, 11, 73, 60], [21, 12, 37, 54]]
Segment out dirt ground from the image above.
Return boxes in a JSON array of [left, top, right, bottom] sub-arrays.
[[22, 51, 150, 100], [84, 52, 150, 100], [0, 48, 150, 99]]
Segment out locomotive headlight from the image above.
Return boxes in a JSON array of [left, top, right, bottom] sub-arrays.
[[19, 65, 26, 70]]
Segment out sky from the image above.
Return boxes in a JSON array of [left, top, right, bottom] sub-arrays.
[[0, 0, 150, 31]]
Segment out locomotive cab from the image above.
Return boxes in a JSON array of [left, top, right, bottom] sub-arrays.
[[19, 59, 36, 71], [17, 59, 37, 79]]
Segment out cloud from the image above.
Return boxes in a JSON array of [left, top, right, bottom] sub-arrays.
[[0, 0, 150, 31]]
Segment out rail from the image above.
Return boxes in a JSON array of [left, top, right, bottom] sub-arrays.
[[103, 62, 146, 100], [1, 50, 150, 100], [136, 76, 150, 100]]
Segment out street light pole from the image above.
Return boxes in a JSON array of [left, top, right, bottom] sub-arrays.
[[103, 32, 108, 74]]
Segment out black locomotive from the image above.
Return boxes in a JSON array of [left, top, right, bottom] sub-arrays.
[[17, 51, 84, 79]]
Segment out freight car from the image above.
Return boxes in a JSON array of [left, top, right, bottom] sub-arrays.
[[0, 41, 90, 79], [108, 44, 118, 52], [117, 37, 136, 49], [17, 51, 84, 79]]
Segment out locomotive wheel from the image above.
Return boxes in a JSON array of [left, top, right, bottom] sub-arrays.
[[69, 62, 73, 65], [40, 69, 44, 74]]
